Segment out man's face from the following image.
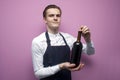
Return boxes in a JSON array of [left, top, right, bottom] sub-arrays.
[[44, 8, 61, 30]]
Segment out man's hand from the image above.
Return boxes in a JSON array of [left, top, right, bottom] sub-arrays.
[[69, 63, 85, 71], [59, 62, 84, 71], [80, 25, 91, 42]]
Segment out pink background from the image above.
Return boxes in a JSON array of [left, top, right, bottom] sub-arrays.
[[0, 0, 120, 80]]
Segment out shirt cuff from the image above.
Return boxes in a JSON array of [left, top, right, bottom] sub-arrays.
[[53, 65, 61, 73], [86, 41, 94, 47]]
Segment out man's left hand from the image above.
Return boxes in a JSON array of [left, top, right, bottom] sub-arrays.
[[80, 25, 91, 42]]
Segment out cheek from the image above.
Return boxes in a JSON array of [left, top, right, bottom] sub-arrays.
[[45, 20, 52, 24], [45, 17, 52, 21], [58, 18, 61, 21], [47, 19, 53, 23], [46, 21, 53, 25]]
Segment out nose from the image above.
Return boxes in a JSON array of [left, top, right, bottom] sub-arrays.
[[54, 16, 58, 21]]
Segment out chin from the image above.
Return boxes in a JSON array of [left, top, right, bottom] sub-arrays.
[[51, 26, 59, 30], [53, 26, 59, 29], [53, 25, 59, 28]]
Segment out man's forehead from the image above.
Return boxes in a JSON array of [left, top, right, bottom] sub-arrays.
[[46, 8, 60, 14]]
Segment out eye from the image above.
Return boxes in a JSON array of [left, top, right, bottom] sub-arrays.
[[49, 14, 54, 17], [56, 14, 61, 17]]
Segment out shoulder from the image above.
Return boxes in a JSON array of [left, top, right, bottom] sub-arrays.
[[32, 32, 46, 45], [60, 32, 76, 49], [60, 32, 76, 44], [60, 32, 75, 39], [60, 32, 73, 38]]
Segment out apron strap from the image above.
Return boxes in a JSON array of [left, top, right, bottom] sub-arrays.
[[59, 33, 68, 46], [45, 32, 50, 46]]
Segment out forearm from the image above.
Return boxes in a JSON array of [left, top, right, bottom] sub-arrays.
[[34, 65, 60, 79], [32, 42, 61, 79], [86, 41, 95, 55], [32, 52, 61, 79], [82, 41, 95, 55]]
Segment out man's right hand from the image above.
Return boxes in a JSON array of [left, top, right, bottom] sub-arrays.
[[59, 62, 84, 71]]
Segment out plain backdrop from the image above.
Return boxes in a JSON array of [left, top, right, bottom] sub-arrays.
[[0, 0, 120, 80]]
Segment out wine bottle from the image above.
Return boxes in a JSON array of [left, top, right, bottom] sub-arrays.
[[70, 31, 83, 67]]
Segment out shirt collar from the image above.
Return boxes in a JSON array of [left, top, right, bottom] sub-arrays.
[[48, 32, 60, 37]]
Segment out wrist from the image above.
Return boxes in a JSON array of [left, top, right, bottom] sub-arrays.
[[59, 63, 64, 69], [85, 38, 91, 43]]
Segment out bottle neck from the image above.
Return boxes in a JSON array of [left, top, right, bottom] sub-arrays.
[[77, 31, 82, 42]]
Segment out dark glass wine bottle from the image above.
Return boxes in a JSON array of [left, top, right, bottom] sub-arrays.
[[70, 31, 83, 67]]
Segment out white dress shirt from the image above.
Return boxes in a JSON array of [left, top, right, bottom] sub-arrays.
[[32, 32, 95, 79]]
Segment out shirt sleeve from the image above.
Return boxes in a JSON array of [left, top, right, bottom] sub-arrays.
[[63, 33, 95, 55], [31, 40, 61, 79], [82, 41, 95, 55]]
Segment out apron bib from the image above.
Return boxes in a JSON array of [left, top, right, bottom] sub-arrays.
[[41, 32, 71, 80]]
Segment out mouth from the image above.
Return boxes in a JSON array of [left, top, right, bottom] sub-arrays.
[[52, 22, 60, 27], [52, 22, 60, 25], [53, 22, 59, 23]]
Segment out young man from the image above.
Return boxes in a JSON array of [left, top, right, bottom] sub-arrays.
[[32, 4, 95, 80]]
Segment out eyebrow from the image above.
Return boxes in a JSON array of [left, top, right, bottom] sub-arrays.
[[48, 14, 61, 17]]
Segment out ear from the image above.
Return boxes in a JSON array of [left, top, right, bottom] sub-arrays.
[[43, 17, 47, 24]]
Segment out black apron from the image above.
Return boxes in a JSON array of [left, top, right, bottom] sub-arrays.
[[41, 32, 71, 80]]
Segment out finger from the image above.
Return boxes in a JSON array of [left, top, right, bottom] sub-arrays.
[[77, 63, 85, 71], [83, 30, 90, 35], [66, 63, 76, 69], [82, 27, 89, 32], [79, 26, 83, 31], [70, 63, 85, 71], [69, 67, 79, 71], [81, 25, 87, 29], [69, 64, 81, 71], [80, 63, 85, 69], [80, 25, 85, 30], [68, 64, 76, 68], [68, 64, 80, 71], [80, 25, 88, 32]]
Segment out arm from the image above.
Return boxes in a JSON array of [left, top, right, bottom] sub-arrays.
[[58, 27, 95, 72], [80, 25, 95, 55], [61, 32, 95, 55], [82, 41, 95, 55], [32, 40, 84, 79], [64, 26, 94, 71], [32, 40, 61, 79]]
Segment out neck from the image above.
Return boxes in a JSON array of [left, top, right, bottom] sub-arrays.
[[47, 27, 59, 34]]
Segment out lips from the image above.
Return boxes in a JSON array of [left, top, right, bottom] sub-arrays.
[[52, 22, 59, 23]]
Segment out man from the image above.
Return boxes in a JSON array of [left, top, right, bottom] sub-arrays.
[[32, 4, 95, 80]]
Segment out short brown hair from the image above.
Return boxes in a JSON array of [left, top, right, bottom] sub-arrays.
[[43, 4, 62, 18]]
